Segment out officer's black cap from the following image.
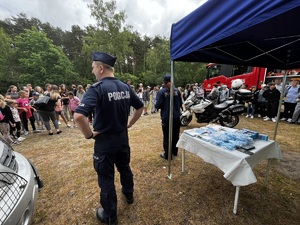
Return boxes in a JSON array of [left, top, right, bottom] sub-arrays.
[[163, 74, 171, 83], [92, 52, 117, 67]]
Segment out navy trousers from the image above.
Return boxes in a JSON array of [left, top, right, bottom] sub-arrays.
[[162, 117, 181, 159], [93, 131, 133, 222]]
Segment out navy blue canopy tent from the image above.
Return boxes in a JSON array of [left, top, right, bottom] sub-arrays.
[[170, 0, 300, 68], [166, 0, 300, 179]]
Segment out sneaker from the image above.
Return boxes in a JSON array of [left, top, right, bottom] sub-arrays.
[[73, 125, 77, 128], [287, 118, 292, 123], [67, 124, 72, 128], [272, 118, 277, 122], [58, 121, 62, 125], [33, 130, 42, 133], [263, 117, 270, 121], [257, 114, 261, 118], [17, 137, 25, 142], [251, 115, 254, 119], [263, 116, 268, 119], [245, 115, 250, 118], [160, 152, 167, 160], [280, 118, 287, 121], [24, 131, 29, 136]]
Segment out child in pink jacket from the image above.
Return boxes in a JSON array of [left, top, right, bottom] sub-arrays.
[[67, 92, 80, 127]]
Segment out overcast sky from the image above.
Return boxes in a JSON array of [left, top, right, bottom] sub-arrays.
[[0, 0, 207, 37]]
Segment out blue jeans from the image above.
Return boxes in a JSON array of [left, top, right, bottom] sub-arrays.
[[247, 103, 256, 116]]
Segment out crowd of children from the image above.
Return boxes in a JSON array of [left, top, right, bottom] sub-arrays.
[[0, 83, 86, 145]]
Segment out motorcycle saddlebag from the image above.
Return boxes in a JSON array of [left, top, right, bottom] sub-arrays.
[[236, 89, 252, 101]]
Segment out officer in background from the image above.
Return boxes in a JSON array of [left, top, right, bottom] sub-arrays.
[[155, 74, 183, 160], [74, 52, 144, 225]]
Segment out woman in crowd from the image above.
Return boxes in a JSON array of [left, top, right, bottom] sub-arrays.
[[44, 83, 52, 95], [35, 86, 44, 98], [76, 85, 86, 101], [37, 85, 62, 135], [6, 85, 19, 99]]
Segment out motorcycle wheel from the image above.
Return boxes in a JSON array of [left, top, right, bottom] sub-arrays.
[[220, 115, 239, 128], [180, 115, 193, 126]]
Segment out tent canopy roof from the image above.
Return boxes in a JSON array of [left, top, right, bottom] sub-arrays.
[[170, 0, 300, 69]]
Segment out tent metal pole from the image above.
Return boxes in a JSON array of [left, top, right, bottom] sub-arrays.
[[233, 186, 240, 214], [273, 70, 288, 141], [264, 69, 288, 186], [168, 61, 175, 179]]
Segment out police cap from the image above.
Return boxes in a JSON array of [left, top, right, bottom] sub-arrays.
[[92, 52, 117, 67], [163, 74, 171, 83]]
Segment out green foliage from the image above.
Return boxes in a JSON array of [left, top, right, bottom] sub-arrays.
[[0, 28, 18, 93], [114, 72, 138, 85], [14, 27, 78, 87], [0, 2, 208, 92], [0, 28, 13, 77]]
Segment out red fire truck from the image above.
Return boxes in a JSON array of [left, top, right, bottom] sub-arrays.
[[203, 63, 300, 92], [203, 63, 266, 92]]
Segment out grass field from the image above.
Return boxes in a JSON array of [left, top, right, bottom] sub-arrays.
[[14, 113, 300, 225]]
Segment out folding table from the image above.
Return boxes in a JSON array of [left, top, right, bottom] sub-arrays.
[[177, 131, 282, 214]]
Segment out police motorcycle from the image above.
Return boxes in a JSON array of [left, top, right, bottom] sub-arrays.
[[180, 79, 251, 128]]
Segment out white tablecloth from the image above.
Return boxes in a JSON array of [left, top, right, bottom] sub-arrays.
[[176, 133, 282, 186]]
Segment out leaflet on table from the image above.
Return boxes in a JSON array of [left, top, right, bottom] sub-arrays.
[[208, 131, 254, 150], [183, 124, 237, 136], [183, 125, 268, 151], [183, 127, 215, 137], [238, 129, 268, 141]]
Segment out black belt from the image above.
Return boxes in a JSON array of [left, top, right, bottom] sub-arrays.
[[95, 130, 127, 139]]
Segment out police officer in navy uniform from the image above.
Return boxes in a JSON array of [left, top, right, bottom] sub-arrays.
[[74, 52, 144, 225], [155, 74, 183, 160]]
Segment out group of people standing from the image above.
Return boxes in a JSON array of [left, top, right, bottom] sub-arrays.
[[180, 79, 300, 124], [245, 80, 300, 124], [0, 83, 89, 145]]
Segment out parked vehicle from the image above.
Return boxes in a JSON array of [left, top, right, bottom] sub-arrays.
[[203, 63, 267, 92], [203, 63, 300, 92], [180, 84, 251, 127], [0, 137, 43, 225]]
